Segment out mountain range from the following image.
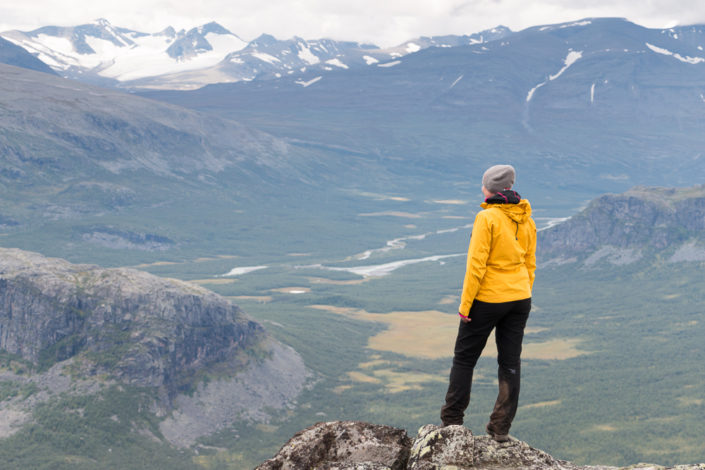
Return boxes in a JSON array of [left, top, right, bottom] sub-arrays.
[[0, 18, 510, 90], [142, 18, 705, 198]]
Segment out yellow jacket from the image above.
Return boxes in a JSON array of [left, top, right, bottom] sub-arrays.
[[459, 198, 536, 316]]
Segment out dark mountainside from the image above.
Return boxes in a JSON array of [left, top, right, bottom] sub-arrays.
[[0, 247, 308, 451], [255, 421, 705, 470], [0, 36, 55, 75]]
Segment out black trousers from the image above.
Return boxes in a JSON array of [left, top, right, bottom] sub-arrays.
[[440, 298, 531, 434]]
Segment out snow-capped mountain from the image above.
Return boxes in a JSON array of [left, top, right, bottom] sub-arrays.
[[0, 19, 511, 90], [0, 19, 247, 87]]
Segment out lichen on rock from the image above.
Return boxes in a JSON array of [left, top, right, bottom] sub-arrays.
[[257, 421, 705, 470], [255, 421, 412, 470], [408, 424, 473, 469]]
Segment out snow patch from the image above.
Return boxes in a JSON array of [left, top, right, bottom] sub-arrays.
[[325, 58, 348, 69], [363, 55, 379, 65], [540, 20, 591, 31], [378, 60, 401, 68], [406, 42, 421, 53], [549, 50, 582, 80], [645, 42, 705, 64], [527, 51, 582, 102], [204, 32, 247, 55], [295, 76, 322, 87], [559, 20, 592, 28], [526, 82, 546, 102], [251, 52, 280, 64], [297, 44, 320, 65]]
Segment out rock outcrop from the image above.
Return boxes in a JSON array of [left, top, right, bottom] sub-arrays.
[[257, 421, 705, 470], [0, 247, 310, 444], [0, 247, 262, 392], [256, 421, 412, 470], [539, 185, 705, 266]]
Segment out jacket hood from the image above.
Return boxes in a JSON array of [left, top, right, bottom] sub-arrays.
[[481, 198, 532, 224]]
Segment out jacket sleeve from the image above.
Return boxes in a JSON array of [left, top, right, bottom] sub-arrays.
[[525, 218, 537, 290], [458, 212, 492, 316]]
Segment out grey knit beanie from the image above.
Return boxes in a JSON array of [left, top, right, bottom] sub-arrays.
[[482, 164, 515, 193]]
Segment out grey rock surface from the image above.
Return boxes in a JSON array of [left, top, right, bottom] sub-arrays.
[[539, 185, 705, 266], [408, 424, 474, 469], [0, 247, 264, 394], [160, 340, 309, 447], [255, 421, 412, 470], [257, 421, 705, 470]]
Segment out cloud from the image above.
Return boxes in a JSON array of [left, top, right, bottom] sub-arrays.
[[2, 0, 705, 47]]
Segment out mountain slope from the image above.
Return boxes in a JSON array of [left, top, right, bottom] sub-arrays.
[[0, 36, 55, 74], [0, 62, 413, 265], [539, 184, 705, 266]]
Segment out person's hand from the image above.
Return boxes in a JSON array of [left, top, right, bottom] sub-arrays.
[[459, 312, 471, 323]]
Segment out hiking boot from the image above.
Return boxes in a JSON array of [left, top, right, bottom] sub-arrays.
[[485, 424, 510, 442]]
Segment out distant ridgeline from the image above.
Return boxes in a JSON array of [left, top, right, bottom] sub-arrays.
[[538, 185, 705, 267], [0, 18, 510, 89]]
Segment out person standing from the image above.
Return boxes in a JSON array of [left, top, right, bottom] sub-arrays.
[[440, 164, 537, 442]]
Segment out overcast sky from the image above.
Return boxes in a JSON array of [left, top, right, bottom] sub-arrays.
[[2, 0, 705, 47]]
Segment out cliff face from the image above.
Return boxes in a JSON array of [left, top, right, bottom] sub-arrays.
[[256, 421, 705, 470], [0, 247, 262, 392], [0, 247, 309, 445], [539, 185, 705, 266]]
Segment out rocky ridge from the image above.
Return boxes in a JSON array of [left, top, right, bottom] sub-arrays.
[[0, 247, 309, 445], [539, 185, 705, 267], [256, 421, 705, 470]]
